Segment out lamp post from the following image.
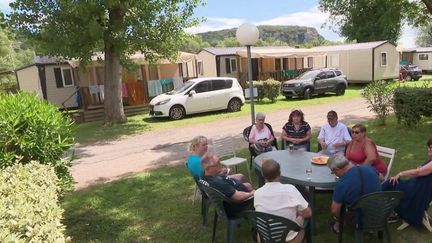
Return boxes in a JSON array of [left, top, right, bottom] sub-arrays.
[[236, 23, 259, 125]]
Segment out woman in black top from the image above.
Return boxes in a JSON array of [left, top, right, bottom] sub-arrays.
[[281, 109, 311, 151]]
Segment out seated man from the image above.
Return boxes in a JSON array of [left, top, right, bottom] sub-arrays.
[[328, 154, 381, 233], [254, 159, 312, 243], [317, 110, 352, 155], [200, 154, 254, 217]]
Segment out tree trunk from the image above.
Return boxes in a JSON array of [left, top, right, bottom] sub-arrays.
[[104, 44, 126, 123]]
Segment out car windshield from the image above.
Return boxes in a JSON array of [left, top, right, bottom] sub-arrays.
[[297, 70, 320, 80], [167, 80, 194, 95]]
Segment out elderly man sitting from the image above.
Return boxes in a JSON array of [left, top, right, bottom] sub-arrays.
[[328, 154, 381, 233], [200, 153, 254, 217], [254, 159, 312, 243]]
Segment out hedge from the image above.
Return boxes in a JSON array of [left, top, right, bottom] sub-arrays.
[[393, 87, 432, 126], [0, 92, 75, 191], [253, 79, 281, 102], [0, 162, 68, 242]]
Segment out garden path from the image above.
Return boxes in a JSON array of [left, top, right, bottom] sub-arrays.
[[72, 98, 374, 190]]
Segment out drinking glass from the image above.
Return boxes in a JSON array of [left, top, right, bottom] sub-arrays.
[[306, 167, 312, 180], [289, 143, 294, 152]]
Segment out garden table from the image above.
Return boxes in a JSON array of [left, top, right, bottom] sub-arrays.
[[254, 150, 338, 242]]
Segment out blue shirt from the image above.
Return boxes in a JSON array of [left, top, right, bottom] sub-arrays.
[[186, 154, 203, 179], [333, 165, 381, 206]]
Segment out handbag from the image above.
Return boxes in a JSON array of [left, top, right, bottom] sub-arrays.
[[252, 139, 273, 154]]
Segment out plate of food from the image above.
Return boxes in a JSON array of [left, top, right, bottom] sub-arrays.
[[311, 156, 329, 165]]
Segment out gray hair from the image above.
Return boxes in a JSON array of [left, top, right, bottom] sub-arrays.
[[327, 153, 349, 170], [256, 112, 266, 120]]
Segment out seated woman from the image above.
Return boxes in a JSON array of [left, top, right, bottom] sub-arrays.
[[185, 135, 246, 181], [248, 112, 277, 154], [382, 137, 432, 229], [281, 109, 311, 151], [345, 124, 387, 179]]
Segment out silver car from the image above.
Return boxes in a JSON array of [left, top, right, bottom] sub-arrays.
[[281, 69, 348, 99]]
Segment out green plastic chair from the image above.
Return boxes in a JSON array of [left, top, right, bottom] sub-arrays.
[[198, 180, 251, 243], [242, 210, 310, 243], [339, 191, 404, 243]]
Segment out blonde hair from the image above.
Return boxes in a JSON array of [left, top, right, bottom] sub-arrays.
[[189, 136, 208, 152]]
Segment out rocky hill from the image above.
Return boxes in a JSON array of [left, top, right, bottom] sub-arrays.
[[197, 25, 325, 46]]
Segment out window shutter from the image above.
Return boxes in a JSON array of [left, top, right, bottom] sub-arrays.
[[225, 58, 231, 73], [54, 68, 63, 88]]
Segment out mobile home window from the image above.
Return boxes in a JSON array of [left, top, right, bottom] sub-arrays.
[[197, 61, 203, 75], [230, 58, 237, 73], [306, 57, 313, 68], [419, 54, 428, 60], [61, 68, 74, 87], [381, 52, 387, 66]]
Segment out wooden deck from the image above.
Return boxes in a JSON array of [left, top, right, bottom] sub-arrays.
[[69, 104, 149, 123]]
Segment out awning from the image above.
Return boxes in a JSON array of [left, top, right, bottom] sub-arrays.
[[236, 48, 327, 58]]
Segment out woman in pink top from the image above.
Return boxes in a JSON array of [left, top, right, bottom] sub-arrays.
[[346, 123, 387, 180], [248, 112, 276, 153]]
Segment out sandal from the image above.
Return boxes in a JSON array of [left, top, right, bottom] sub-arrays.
[[329, 220, 340, 234]]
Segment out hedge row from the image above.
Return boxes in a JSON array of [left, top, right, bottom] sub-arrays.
[[393, 87, 432, 126], [252, 79, 281, 102], [0, 162, 68, 242]]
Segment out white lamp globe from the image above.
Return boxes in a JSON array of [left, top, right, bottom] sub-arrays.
[[236, 23, 259, 46]]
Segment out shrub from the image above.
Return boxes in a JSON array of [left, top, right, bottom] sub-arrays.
[[0, 162, 68, 242], [393, 87, 432, 126], [252, 80, 264, 101], [0, 92, 74, 191], [362, 80, 395, 125], [262, 78, 281, 102]]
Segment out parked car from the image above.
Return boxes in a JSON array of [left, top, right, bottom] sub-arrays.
[[149, 77, 245, 119], [281, 68, 348, 99], [400, 64, 422, 81]]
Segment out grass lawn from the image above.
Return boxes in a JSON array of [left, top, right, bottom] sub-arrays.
[[63, 116, 432, 243]]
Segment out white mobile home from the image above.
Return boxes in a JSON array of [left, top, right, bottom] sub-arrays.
[[311, 41, 399, 83], [402, 47, 432, 71]]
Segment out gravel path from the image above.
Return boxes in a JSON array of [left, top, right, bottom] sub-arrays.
[[71, 98, 374, 190]]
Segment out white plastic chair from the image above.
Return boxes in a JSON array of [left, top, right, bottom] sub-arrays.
[[212, 135, 250, 181], [376, 145, 396, 180]]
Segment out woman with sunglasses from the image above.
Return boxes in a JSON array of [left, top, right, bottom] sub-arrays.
[[382, 137, 432, 229], [345, 124, 387, 180]]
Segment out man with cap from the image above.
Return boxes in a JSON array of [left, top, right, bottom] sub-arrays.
[[317, 110, 352, 155], [328, 154, 381, 233]]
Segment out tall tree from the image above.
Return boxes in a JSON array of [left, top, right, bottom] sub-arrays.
[[8, 0, 203, 123], [416, 22, 432, 46], [319, 0, 405, 43]]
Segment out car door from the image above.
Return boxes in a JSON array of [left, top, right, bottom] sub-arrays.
[[314, 72, 327, 93], [185, 80, 212, 114], [325, 71, 337, 91], [210, 79, 232, 109]]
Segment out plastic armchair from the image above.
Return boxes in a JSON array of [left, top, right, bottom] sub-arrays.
[[338, 191, 404, 243], [242, 210, 310, 243], [198, 180, 251, 243], [242, 123, 278, 169]]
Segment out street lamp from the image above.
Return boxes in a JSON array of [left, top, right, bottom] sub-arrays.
[[236, 23, 259, 125]]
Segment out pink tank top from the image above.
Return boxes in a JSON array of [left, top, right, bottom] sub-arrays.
[[346, 141, 388, 175]]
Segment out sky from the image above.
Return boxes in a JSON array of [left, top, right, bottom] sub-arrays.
[[0, 0, 418, 48]]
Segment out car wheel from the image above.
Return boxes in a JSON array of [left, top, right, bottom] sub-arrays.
[[414, 77, 420, 81], [303, 88, 312, 99], [406, 75, 412, 81], [169, 105, 185, 120], [227, 98, 242, 112], [335, 84, 346, 96]]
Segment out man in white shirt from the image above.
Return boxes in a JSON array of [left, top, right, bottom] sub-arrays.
[[254, 159, 312, 243], [317, 110, 352, 155]]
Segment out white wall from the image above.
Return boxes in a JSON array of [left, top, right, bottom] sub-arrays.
[[374, 43, 399, 80], [17, 66, 43, 98], [413, 53, 432, 71], [197, 50, 217, 77]]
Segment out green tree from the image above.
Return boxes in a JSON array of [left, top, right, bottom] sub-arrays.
[[416, 22, 432, 46], [8, 0, 203, 123], [319, 0, 405, 43], [180, 35, 210, 53]]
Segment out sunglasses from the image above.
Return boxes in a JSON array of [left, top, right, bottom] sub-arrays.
[[352, 131, 362, 134]]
